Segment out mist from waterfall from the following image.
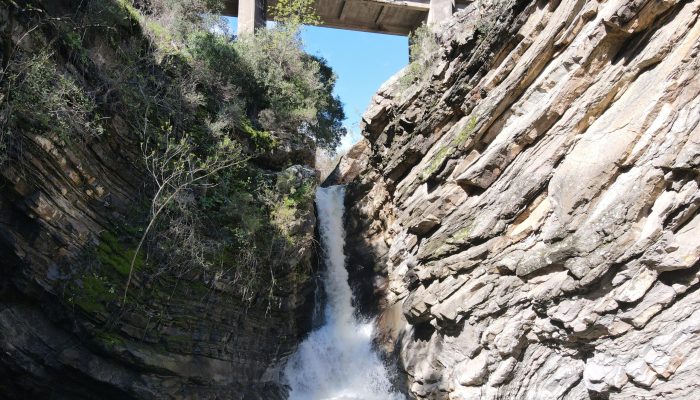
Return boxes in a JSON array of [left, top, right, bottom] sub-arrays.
[[283, 185, 404, 400]]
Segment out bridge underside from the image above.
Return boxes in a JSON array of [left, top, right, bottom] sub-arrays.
[[224, 0, 463, 36]]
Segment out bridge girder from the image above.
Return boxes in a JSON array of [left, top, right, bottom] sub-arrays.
[[225, 0, 466, 36]]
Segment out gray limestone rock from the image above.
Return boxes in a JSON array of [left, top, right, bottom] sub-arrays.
[[342, 0, 700, 398]]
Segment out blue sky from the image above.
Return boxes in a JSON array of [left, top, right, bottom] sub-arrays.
[[225, 18, 408, 151]]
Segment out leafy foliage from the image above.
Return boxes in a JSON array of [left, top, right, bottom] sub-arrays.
[[141, 0, 226, 37], [269, 0, 321, 26], [3, 51, 105, 142], [1, 0, 336, 312], [233, 26, 346, 149], [114, 0, 333, 302], [399, 23, 440, 92], [154, 14, 346, 150]]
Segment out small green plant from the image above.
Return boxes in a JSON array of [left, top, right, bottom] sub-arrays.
[[420, 115, 478, 182], [86, 0, 142, 29], [96, 331, 125, 347], [67, 271, 119, 314], [145, 19, 176, 50], [260, 171, 309, 239], [475, 12, 499, 39], [451, 220, 476, 242], [455, 115, 478, 146], [420, 146, 451, 182], [63, 30, 83, 52], [240, 118, 277, 150], [399, 23, 440, 91]]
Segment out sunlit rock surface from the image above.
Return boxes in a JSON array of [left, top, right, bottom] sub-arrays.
[[343, 0, 700, 398]]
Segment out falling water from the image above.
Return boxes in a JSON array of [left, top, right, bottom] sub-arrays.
[[284, 185, 404, 400]]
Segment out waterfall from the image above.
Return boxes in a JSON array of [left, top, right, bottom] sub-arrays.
[[284, 185, 404, 400]]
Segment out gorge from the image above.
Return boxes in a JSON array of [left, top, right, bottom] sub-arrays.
[[1, 0, 700, 399]]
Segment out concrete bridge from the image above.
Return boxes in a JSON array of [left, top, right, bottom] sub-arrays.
[[224, 0, 466, 36]]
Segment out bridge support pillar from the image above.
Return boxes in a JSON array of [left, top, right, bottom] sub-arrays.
[[238, 0, 266, 36], [427, 0, 454, 26]]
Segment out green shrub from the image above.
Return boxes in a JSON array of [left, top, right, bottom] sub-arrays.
[[234, 26, 346, 149], [144, 0, 226, 38], [399, 23, 440, 92], [269, 0, 321, 26], [86, 0, 142, 29], [4, 51, 105, 141], [184, 25, 346, 150], [240, 118, 277, 150]]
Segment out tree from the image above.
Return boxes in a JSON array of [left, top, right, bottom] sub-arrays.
[[233, 27, 346, 151], [123, 117, 248, 304]]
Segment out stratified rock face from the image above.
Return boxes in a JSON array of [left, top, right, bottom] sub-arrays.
[[345, 0, 700, 398], [0, 2, 315, 398]]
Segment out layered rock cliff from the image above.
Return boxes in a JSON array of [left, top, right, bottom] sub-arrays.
[[342, 0, 700, 398], [0, 1, 319, 398]]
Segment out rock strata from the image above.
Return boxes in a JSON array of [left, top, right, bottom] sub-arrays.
[[343, 0, 700, 398], [0, 1, 316, 398]]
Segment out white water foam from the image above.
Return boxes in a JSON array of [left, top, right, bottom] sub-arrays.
[[284, 185, 404, 400]]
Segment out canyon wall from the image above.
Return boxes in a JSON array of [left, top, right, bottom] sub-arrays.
[[342, 0, 700, 398], [0, 1, 317, 398]]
